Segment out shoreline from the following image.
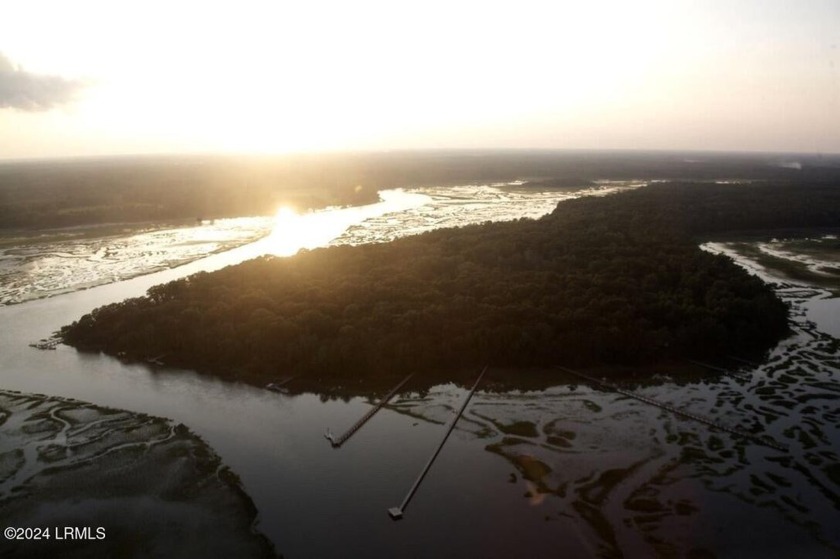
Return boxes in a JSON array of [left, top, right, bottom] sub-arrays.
[[0, 226, 274, 307], [0, 388, 279, 558]]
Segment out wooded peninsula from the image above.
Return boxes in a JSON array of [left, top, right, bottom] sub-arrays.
[[60, 181, 840, 384]]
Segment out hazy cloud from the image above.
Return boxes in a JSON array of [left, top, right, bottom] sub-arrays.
[[0, 52, 84, 111]]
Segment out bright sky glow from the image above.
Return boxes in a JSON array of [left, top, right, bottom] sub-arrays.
[[1, 0, 838, 158]]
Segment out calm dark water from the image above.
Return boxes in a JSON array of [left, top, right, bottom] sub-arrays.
[[1, 186, 839, 557]]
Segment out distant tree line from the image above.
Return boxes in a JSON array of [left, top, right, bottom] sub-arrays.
[[57, 181, 840, 384], [580, 180, 840, 235], [4, 150, 839, 230], [0, 155, 377, 229]]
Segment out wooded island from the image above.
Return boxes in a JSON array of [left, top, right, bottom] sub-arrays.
[[60, 181, 840, 383]]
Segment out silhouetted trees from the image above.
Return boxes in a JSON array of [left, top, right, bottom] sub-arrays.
[[59, 181, 840, 383]]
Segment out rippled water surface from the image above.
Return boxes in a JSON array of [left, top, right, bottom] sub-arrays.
[[1, 182, 839, 558]]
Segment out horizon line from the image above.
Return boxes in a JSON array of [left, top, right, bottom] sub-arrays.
[[3, 146, 840, 165]]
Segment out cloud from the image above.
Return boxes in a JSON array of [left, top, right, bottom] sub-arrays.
[[0, 52, 85, 111]]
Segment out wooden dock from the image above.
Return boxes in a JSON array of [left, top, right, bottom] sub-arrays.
[[557, 366, 787, 452], [388, 366, 487, 520], [325, 373, 414, 448]]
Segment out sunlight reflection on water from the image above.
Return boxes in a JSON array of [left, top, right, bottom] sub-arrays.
[[264, 189, 432, 256]]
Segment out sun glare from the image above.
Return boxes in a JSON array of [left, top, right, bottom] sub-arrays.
[[275, 206, 297, 222], [267, 206, 303, 256], [267, 205, 356, 257]]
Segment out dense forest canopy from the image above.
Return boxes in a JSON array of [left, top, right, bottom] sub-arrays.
[[60, 181, 840, 384], [4, 150, 839, 230]]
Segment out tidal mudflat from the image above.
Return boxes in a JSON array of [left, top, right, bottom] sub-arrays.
[[0, 217, 273, 306], [704, 234, 840, 296], [0, 390, 278, 558]]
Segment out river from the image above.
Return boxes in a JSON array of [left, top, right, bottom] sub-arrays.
[[1, 183, 839, 558]]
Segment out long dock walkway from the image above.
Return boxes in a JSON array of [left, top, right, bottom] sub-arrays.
[[557, 366, 787, 452], [325, 373, 414, 448], [388, 366, 487, 520]]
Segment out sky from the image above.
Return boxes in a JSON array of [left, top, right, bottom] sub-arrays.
[[0, 0, 838, 159]]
